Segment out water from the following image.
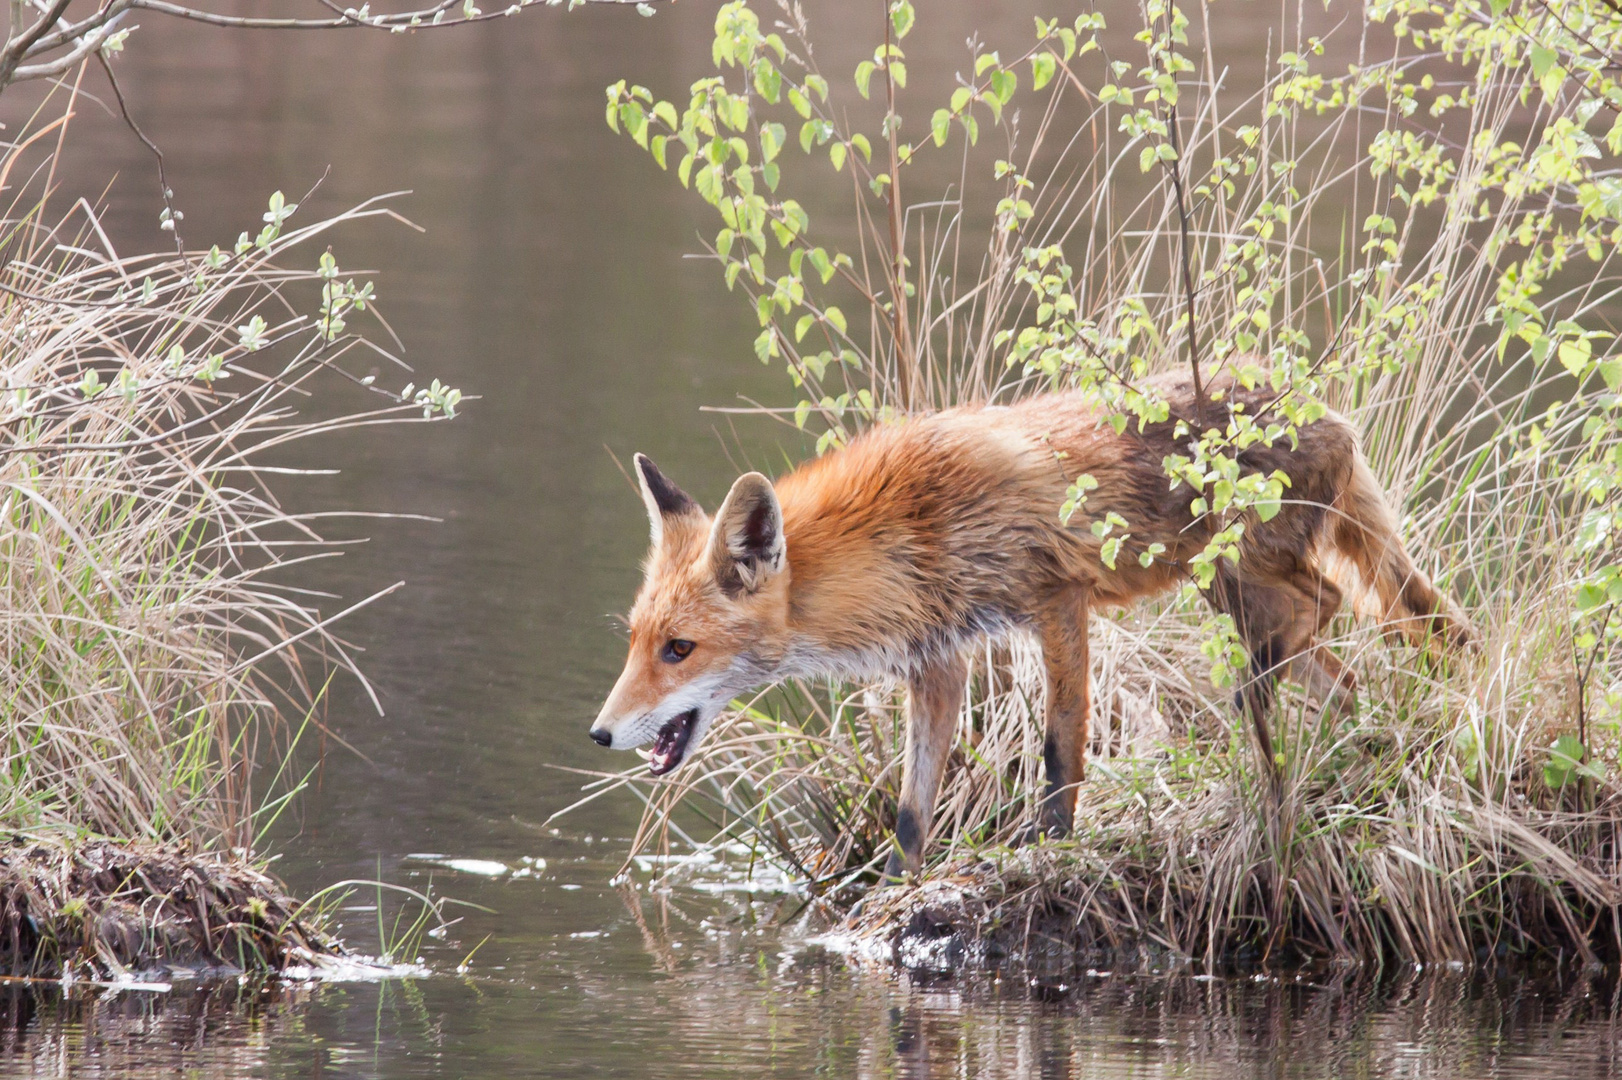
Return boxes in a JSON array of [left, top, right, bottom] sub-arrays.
[[1, 3, 1618, 1076]]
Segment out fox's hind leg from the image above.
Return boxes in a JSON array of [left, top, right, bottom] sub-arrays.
[[1021, 586, 1092, 841], [1288, 644, 1357, 722], [1211, 561, 1356, 743], [882, 653, 969, 883]]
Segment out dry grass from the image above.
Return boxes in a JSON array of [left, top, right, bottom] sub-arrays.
[[0, 84, 450, 856]]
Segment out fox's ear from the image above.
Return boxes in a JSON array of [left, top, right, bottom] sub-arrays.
[[635, 453, 700, 548], [708, 472, 784, 597]]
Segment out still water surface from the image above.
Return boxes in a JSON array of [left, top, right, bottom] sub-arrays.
[[3, 2, 1620, 1076]]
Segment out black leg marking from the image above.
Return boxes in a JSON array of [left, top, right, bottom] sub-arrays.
[[1242, 639, 1284, 717], [1041, 733, 1065, 802], [881, 806, 924, 885], [1029, 733, 1074, 839], [894, 806, 923, 864]]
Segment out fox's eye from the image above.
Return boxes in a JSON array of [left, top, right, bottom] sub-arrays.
[[662, 639, 696, 663]]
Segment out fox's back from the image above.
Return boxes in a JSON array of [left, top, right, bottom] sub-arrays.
[[771, 374, 1359, 673]]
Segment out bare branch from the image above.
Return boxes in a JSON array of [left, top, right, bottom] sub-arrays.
[[0, 0, 73, 87], [0, 0, 675, 94], [95, 47, 184, 258]]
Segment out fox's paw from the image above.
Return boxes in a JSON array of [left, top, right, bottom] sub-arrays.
[[878, 850, 911, 888], [1011, 821, 1070, 848]]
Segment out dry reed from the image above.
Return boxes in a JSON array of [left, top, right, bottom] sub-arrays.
[[1, 86, 451, 868]]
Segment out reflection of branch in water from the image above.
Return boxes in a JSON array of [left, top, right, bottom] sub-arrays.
[[617, 875, 680, 976]]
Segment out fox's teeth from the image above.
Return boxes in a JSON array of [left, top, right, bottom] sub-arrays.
[[635, 748, 652, 761]]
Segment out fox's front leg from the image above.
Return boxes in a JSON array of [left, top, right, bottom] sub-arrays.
[[1030, 586, 1091, 838], [881, 654, 968, 884]]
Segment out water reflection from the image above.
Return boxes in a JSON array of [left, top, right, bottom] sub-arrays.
[[620, 883, 1622, 1080], [844, 972, 1622, 1080], [0, 981, 311, 1079], [0, 869, 1618, 1079]]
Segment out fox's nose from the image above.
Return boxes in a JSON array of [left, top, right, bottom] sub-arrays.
[[588, 727, 612, 747]]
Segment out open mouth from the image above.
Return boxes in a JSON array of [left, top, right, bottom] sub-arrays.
[[647, 708, 698, 776]]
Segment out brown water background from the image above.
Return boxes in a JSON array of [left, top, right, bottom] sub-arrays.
[[1, 2, 1620, 1076]]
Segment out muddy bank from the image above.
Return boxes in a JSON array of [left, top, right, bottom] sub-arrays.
[[832, 844, 1622, 975], [0, 837, 339, 979]]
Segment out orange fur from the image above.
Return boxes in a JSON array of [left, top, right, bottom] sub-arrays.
[[590, 372, 1472, 879]]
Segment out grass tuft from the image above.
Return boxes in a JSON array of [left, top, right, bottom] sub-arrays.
[[0, 85, 457, 971]]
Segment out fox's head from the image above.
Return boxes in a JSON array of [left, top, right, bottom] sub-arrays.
[[589, 454, 790, 775]]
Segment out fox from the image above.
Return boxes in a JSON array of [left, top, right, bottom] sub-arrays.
[[589, 370, 1473, 882]]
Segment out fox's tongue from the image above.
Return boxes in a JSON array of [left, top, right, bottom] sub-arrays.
[[648, 709, 697, 776], [649, 725, 678, 773]]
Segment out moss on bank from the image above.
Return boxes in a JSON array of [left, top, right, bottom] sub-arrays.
[[0, 837, 339, 978]]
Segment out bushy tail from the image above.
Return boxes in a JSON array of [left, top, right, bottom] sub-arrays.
[[1326, 453, 1475, 653]]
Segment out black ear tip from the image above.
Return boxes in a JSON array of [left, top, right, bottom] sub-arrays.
[[635, 453, 669, 489], [636, 453, 698, 517]]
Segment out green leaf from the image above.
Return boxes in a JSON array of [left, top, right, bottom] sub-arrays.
[[988, 68, 1016, 103], [808, 247, 834, 283], [695, 163, 722, 204], [1544, 734, 1588, 789], [650, 134, 668, 169], [795, 314, 815, 342], [850, 133, 872, 163], [824, 305, 847, 335], [855, 60, 876, 99], [830, 142, 847, 172], [620, 101, 648, 147], [788, 86, 811, 119], [1031, 52, 1056, 91], [806, 74, 829, 101], [1600, 360, 1622, 391], [889, 0, 914, 39], [1558, 338, 1592, 376], [762, 162, 780, 191], [760, 121, 785, 162], [653, 100, 678, 129], [931, 108, 950, 147], [1529, 44, 1557, 80], [754, 60, 782, 103]]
